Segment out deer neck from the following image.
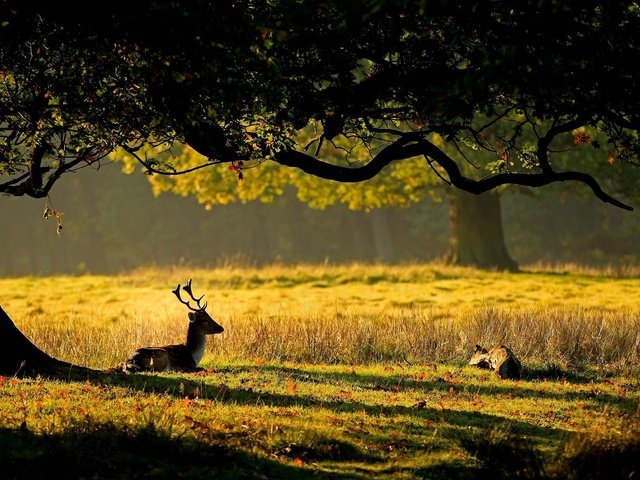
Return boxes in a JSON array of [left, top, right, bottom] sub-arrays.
[[186, 323, 207, 365]]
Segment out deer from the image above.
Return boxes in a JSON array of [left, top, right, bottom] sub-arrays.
[[123, 279, 224, 373], [469, 344, 522, 380]]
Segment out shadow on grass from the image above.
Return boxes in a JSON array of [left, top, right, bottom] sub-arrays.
[[91, 362, 636, 440], [27, 362, 637, 474], [94, 369, 568, 447], [13, 365, 610, 480], [522, 364, 596, 383], [48, 358, 634, 412], [53, 361, 636, 445], [218, 363, 637, 410], [0, 422, 354, 480], [414, 461, 481, 480]]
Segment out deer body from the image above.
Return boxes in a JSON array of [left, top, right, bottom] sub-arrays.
[[469, 344, 522, 380], [123, 281, 224, 373]]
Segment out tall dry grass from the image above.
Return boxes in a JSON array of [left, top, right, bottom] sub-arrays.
[[4, 262, 638, 371], [19, 304, 640, 373]]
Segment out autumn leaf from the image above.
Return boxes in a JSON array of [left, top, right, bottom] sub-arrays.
[[338, 389, 353, 399], [573, 131, 591, 145], [184, 415, 210, 432], [287, 380, 298, 395], [327, 416, 344, 426]]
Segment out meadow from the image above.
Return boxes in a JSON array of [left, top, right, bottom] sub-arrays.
[[0, 263, 639, 479]]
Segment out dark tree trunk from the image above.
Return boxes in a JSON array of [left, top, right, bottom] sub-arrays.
[[0, 306, 95, 377], [445, 189, 518, 271]]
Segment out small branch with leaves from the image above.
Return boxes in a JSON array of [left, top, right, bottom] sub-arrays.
[[43, 203, 63, 236]]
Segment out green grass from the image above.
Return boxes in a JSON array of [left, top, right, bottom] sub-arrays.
[[0, 263, 639, 478]]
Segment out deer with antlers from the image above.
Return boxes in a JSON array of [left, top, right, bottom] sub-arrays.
[[123, 279, 224, 373]]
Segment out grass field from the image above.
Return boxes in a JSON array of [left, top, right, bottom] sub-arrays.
[[0, 263, 639, 479]]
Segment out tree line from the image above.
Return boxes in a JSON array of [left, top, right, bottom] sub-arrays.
[[0, 165, 637, 276]]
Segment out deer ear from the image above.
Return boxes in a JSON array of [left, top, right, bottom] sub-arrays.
[[188, 312, 196, 322], [474, 344, 484, 352]]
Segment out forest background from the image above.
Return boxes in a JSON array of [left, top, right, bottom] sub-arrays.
[[1, 163, 638, 276]]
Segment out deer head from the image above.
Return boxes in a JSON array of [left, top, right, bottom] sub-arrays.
[[468, 344, 491, 369], [172, 279, 224, 334]]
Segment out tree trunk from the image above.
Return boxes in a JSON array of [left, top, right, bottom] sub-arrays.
[[0, 306, 95, 377], [445, 189, 518, 271]]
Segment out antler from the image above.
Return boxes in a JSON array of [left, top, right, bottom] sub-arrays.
[[172, 278, 207, 311]]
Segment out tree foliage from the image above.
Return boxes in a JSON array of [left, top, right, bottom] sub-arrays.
[[2, 1, 640, 209]]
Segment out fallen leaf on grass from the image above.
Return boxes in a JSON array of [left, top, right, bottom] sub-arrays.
[[287, 380, 298, 395], [327, 416, 344, 426]]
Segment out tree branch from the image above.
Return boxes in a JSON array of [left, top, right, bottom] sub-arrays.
[[0, 168, 52, 197], [273, 134, 425, 182], [124, 146, 222, 176], [40, 153, 98, 196], [1, 150, 103, 198], [0, 170, 31, 188], [272, 134, 633, 211], [536, 117, 587, 174], [417, 138, 633, 211], [27, 141, 47, 191]]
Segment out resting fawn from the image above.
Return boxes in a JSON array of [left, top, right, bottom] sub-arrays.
[[469, 344, 522, 380], [123, 279, 224, 373]]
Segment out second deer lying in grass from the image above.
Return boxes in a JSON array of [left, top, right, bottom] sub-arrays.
[[469, 344, 522, 380], [123, 279, 224, 373]]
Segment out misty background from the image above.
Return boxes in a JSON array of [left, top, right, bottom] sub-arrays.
[[1, 164, 638, 276]]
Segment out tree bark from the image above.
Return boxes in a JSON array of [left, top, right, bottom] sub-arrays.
[[445, 189, 518, 271], [0, 306, 96, 377]]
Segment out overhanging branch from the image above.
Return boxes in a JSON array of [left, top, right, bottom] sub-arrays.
[[274, 134, 425, 182], [40, 152, 99, 196], [0, 150, 106, 198], [0, 166, 51, 197], [123, 146, 223, 176], [416, 138, 633, 211], [270, 135, 633, 211]]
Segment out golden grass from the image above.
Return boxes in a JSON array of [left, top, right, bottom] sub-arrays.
[[1, 262, 639, 371], [1, 263, 639, 478]]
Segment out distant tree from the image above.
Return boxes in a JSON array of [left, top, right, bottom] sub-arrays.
[[2, 1, 640, 374]]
